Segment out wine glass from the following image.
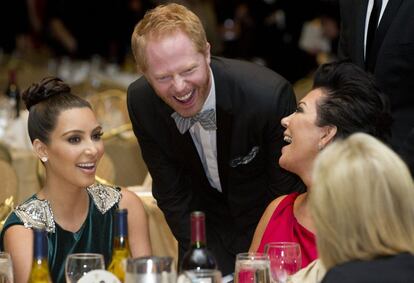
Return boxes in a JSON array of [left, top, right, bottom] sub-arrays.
[[0, 252, 13, 283], [178, 269, 222, 283], [264, 242, 301, 283], [234, 252, 271, 283], [125, 256, 176, 283], [65, 253, 105, 283]]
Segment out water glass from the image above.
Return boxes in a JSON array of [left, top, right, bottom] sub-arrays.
[[125, 256, 176, 283], [264, 242, 301, 283], [77, 270, 121, 283], [178, 269, 222, 283], [65, 253, 105, 283], [234, 252, 271, 283], [0, 252, 13, 283]]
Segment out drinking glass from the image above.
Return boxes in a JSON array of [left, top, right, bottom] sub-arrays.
[[65, 253, 105, 283], [0, 252, 13, 283], [178, 269, 222, 283], [264, 242, 301, 283], [125, 256, 176, 283], [234, 252, 271, 283], [77, 270, 121, 283]]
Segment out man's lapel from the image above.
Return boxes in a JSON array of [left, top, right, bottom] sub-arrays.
[[162, 102, 207, 179], [215, 71, 233, 195], [216, 106, 232, 195], [368, 0, 403, 71], [355, 0, 370, 66]]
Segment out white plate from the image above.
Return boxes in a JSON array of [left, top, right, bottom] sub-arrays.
[[78, 270, 121, 283]]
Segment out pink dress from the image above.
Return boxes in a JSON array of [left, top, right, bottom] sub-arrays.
[[257, 192, 317, 268]]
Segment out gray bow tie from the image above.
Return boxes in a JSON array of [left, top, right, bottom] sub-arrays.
[[171, 108, 217, 134]]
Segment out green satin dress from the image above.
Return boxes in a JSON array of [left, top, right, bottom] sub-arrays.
[[0, 183, 121, 283]]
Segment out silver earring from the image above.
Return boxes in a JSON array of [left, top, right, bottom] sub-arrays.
[[41, 157, 48, 162], [318, 143, 324, 151]]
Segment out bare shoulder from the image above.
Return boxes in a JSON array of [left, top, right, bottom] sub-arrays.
[[264, 195, 288, 218], [4, 225, 34, 283], [249, 195, 288, 251], [119, 187, 145, 211], [4, 225, 33, 244], [117, 188, 152, 256]]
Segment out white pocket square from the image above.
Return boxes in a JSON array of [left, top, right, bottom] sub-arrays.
[[230, 146, 260, 168]]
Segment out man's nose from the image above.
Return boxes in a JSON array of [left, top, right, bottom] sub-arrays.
[[172, 76, 186, 92]]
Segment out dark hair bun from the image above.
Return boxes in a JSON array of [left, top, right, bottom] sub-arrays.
[[22, 76, 71, 110]]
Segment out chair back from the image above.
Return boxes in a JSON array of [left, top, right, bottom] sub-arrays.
[[0, 142, 12, 163], [103, 126, 148, 186], [0, 160, 18, 201], [88, 89, 129, 130], [0, 160, 18, 228]]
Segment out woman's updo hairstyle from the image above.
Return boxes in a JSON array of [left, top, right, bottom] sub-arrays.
[[22, 77, 92, 144]]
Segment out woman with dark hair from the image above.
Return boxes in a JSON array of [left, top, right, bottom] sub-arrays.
[[249, 61, 392, 268], [0, 77, 151, 283]]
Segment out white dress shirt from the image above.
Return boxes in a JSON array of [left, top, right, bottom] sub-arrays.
[[189, 69, 222, 192], [364, 0, 389, 58]]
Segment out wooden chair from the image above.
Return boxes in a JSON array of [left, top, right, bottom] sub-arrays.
[[87, 89, 129, 131], [102, 124, 148, 186], [96, 153, 116, 185], [0, 160, 18, 228], [0, 141, 12, 163]]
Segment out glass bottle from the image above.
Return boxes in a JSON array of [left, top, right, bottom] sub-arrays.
[[28, 228, 52, 283], [108, 209, 131, 282], [181, 211, 218, 271], [5, 69, 20, 118]]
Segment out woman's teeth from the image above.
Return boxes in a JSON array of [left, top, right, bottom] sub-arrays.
[[284, 136, 292, 144], [78, 163, 95, 169]]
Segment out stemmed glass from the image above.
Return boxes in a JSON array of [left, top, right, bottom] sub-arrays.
[[178, 269, 222, 283], [234, 252, 271, 283], [264, 242, 301, 283], [125, 256, 176, 283], [65, 253, 105, 283], [0, 252, 13, 283]]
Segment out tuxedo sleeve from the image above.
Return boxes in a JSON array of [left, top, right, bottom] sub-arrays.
[[127, 84, 192, 252]]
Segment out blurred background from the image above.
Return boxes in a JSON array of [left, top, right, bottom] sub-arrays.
[[0, 0, 340, 85], [0, 0, 339, 256], [0, 0, 339, 203]]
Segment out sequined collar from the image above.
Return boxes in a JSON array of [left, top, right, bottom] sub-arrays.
[[14, 184, 121, 233]]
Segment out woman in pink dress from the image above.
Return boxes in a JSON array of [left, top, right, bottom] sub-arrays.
[[249, 61, 392, 268]]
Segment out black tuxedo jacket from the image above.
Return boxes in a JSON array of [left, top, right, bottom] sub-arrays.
[[321, 253, 414, 283], [127, 57, 304, 274], [338, 0, 414, 174]]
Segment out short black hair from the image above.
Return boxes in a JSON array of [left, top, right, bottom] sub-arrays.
[[313, 61, 392, 143]]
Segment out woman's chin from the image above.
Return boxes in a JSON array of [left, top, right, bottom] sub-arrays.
[[278, 156, 289, 171]]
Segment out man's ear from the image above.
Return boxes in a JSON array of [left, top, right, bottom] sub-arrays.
[[205, 42, 211, 65], [33, 139, 48, 161], [319, 125, 337, 150]]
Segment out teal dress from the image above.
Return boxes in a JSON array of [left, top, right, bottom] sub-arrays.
[[0, 183, 121, 283]]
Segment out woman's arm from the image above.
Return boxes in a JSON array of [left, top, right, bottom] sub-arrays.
[[119, 188, 152, 257], [4, 225, 34, 283], [249, 196, 285, 252]]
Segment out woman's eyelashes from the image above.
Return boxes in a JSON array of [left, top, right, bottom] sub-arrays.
[[66, 131, 103, 144], [295, 105, 304, 113], [92, 131, 104, 141]]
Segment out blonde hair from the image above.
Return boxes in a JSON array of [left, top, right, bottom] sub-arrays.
[[310, 133, 414, 270], [131, 3, 208, 73]]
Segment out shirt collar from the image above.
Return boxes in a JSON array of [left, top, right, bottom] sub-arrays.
[[201, 68, 215, 112]]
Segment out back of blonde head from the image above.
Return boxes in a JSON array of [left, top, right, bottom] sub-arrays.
[[310, 133, 414, 270], [131, 3, 208, 73]]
